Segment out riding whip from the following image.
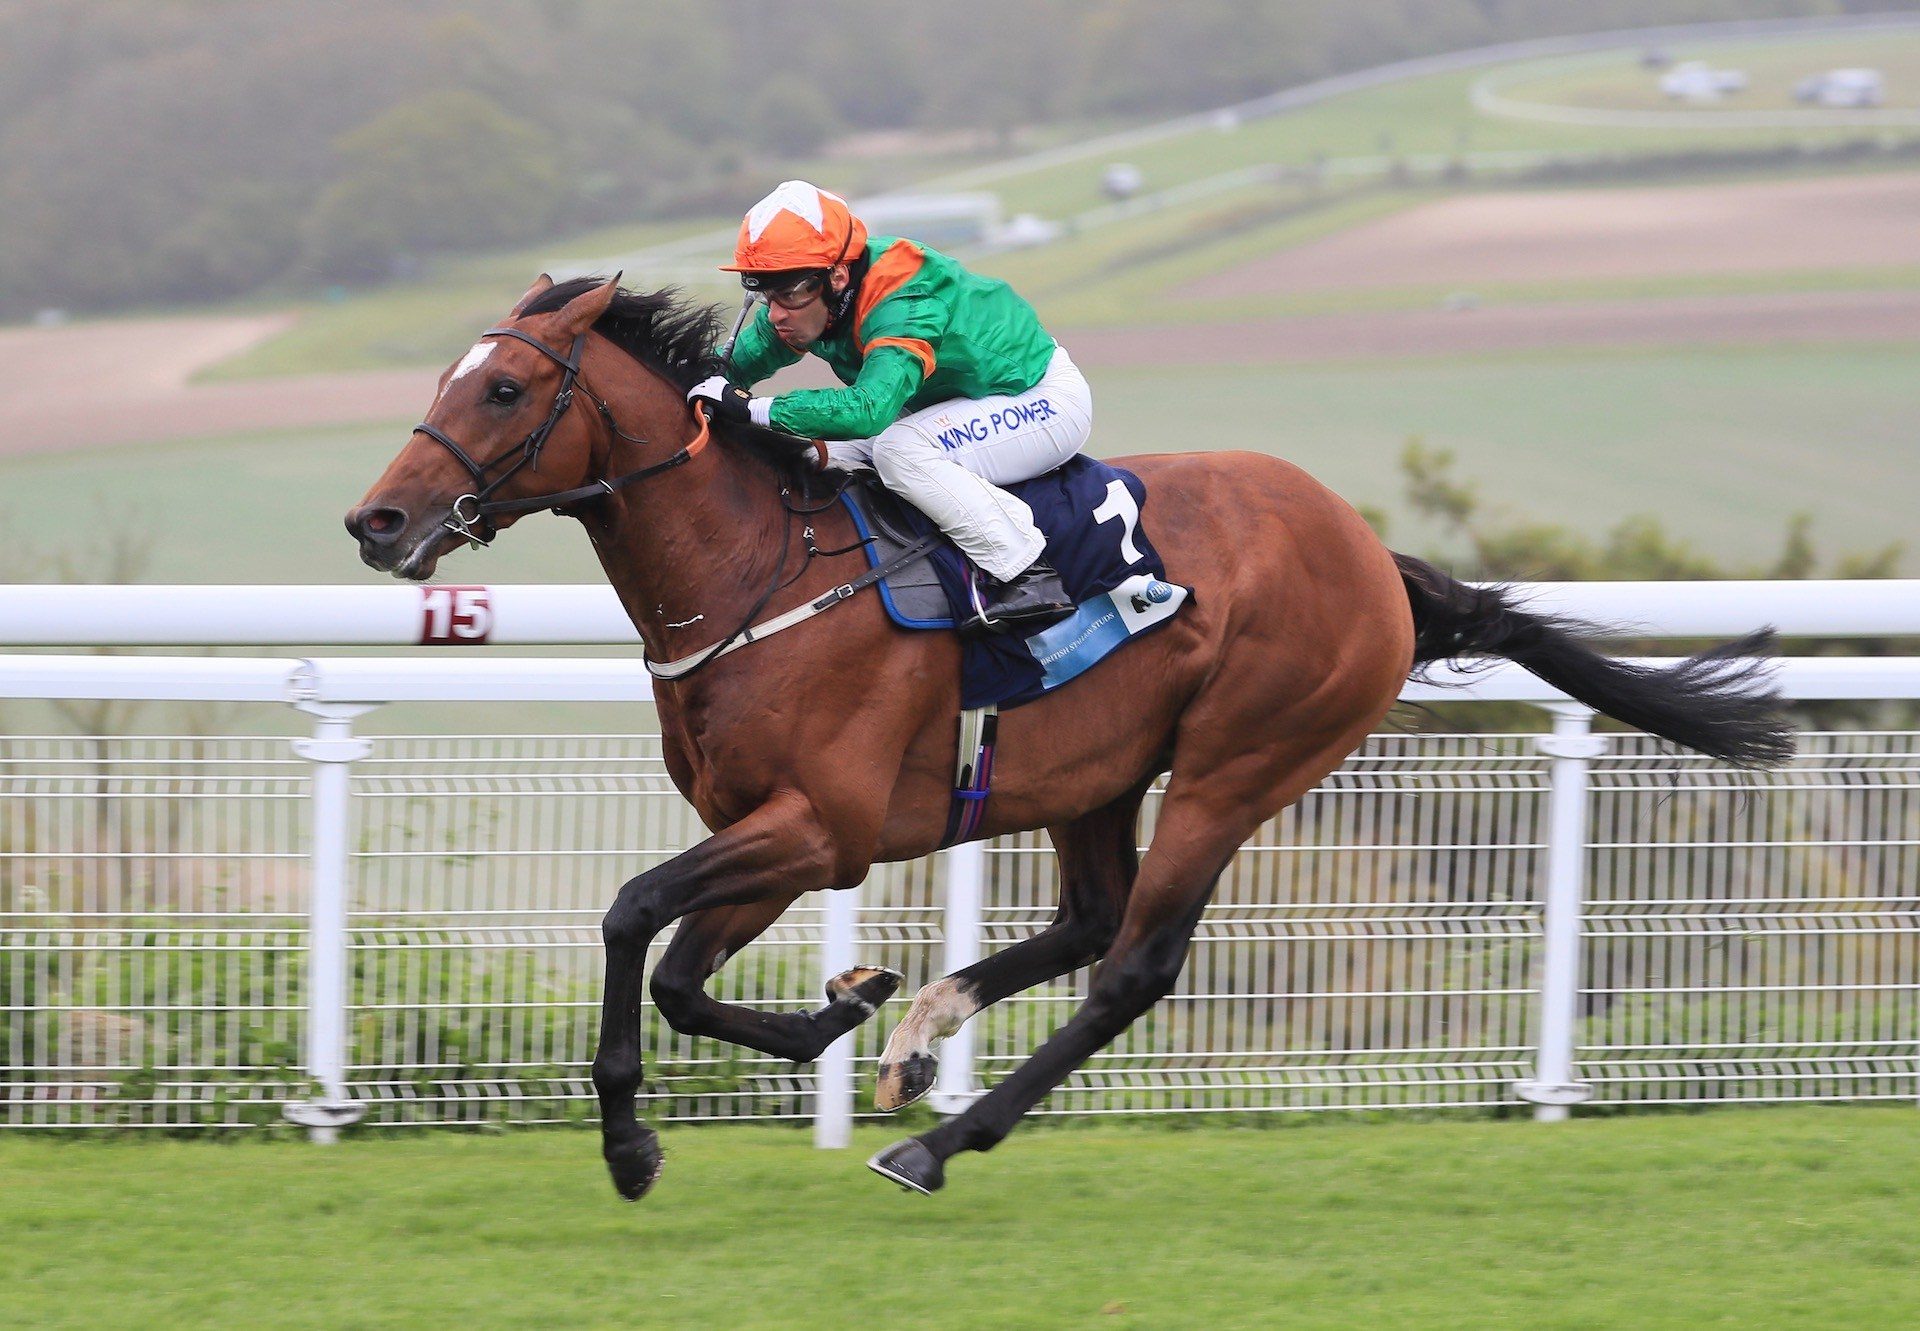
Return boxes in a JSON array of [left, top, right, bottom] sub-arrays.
[[719, 293, 756, 368]]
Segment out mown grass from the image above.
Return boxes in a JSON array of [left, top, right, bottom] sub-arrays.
[[0, 420, 604, 588], [189, 167, 1920, 384], [987, 177, 1920, 329], [1195, 260, 1920, 323], [1, 1109, 1916, 1330]]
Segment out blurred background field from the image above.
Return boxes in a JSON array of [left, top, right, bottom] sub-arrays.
[[4, 2, 1918, 712], [10, 343, 1917, 580], [1488, 28, 1920, 111]]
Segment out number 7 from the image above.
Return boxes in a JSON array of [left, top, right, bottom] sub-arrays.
[[1092, 479, 1143, 565]]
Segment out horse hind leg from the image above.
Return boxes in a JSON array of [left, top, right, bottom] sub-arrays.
[[651, 897, 903, 1064], [871, 721, 1386, 1194], [869, 787, 1235, 1195], [875, 780, 1147, 1111]]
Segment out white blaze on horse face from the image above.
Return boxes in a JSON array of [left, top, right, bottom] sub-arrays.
[[441, 341, 496, 399]]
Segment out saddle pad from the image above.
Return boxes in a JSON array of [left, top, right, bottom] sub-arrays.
[[839, 481, 956, 629], [840, 455, 1191, 710]]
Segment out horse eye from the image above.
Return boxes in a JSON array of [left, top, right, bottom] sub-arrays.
[[490, 382, 521, 404]]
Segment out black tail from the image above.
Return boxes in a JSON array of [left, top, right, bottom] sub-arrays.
[[1393, 553, 1795, 768]]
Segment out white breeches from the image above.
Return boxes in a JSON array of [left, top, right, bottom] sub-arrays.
[[827, 345, 1092, 581]]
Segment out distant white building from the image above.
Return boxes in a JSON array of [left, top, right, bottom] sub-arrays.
[[985, 213, 1063, 252], [859, 193, 1003, 250], [859, 192, 1063, 254], [1659, 60, 1748, 103], [1794, 68, 1885, 108], [1101, 163, 1144, 201]]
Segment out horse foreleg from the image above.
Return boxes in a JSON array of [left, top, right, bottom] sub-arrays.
[[651, 898, 902, 1062], [875, 781, 1147, 1111], [592, 793, 842, 1201]]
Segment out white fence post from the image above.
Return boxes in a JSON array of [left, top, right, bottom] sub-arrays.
[[1517, 704, 1605, 1121], [813, 882, 859, 1148], [931, 841, 985, 1114], [283, 701, 375, 1143]]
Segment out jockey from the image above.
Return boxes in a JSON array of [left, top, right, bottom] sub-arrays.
[[687, 180, 1091, 633]]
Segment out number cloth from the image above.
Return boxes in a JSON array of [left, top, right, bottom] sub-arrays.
[[838, 456, 1191, 710]]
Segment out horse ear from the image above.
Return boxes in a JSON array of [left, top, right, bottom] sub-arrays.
[[510, 273, 555, 316], [554, 272, 621, 334]]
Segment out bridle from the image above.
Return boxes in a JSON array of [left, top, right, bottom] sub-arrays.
[[412, 325, 710, 548], [410, 319, 895, 684]]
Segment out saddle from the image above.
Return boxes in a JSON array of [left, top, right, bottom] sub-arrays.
[[840, 479, 955, 629], [838, 455, 1191, 712]]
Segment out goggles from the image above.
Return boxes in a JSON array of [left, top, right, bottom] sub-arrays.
[[742, 269, 829, 310]]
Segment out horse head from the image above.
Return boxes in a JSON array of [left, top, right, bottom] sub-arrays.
[[346, 273, 639, 580]]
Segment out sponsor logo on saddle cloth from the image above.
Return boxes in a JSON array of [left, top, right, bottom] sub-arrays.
[[1026, 573, 1187, 691]]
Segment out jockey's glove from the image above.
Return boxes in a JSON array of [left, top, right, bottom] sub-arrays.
[[686, 375, 771, 428]]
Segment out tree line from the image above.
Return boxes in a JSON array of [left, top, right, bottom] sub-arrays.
[[0, 0, 1909, 315]]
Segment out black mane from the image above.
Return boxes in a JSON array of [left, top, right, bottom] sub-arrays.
[[521, 276, 725, 389], [519, 276, 820, 481]]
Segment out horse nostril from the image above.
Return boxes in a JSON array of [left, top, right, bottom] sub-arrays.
[[347, 506, 408, 545]]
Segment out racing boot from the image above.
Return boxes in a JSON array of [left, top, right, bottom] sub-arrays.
[[962, 558, 1074, 637]]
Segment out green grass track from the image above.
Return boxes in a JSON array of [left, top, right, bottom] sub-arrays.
[[3, 1109, 1917, 1329]]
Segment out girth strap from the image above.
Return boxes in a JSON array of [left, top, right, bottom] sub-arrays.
[[940, 703, 1000, 848]]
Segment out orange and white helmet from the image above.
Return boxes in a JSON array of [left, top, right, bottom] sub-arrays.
[[721, 180, 867, 278]]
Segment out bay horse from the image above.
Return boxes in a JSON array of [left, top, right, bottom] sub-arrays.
[[347, 275, 1792, 1198]]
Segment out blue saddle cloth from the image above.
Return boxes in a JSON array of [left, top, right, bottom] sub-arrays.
[[840, 455, 1191, 710]]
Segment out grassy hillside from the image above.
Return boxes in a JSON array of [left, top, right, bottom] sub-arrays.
[[200, 217, 717, 381], [3, 340, 1908, 598], [984, 29, 1920, 219], [1491, 30, 1920, 115], [178, 25, 1920, 381], [1095, 343, 1919, 567]]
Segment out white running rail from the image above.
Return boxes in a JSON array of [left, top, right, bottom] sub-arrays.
[[0, 582, 1914, 1144], [1, 580, 1916, 645]]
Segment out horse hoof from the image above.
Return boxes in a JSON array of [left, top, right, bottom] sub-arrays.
[[825, 965, 903, 1013], [604, 1129, 665, 1202], [867, 1138, 945, 1195], [874, 1052, 937, 1113]]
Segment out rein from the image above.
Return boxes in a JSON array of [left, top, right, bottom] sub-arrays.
[[412, 326, 711, 549]]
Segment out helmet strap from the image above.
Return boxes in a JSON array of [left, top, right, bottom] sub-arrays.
[[825, 250, 867, 335]]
